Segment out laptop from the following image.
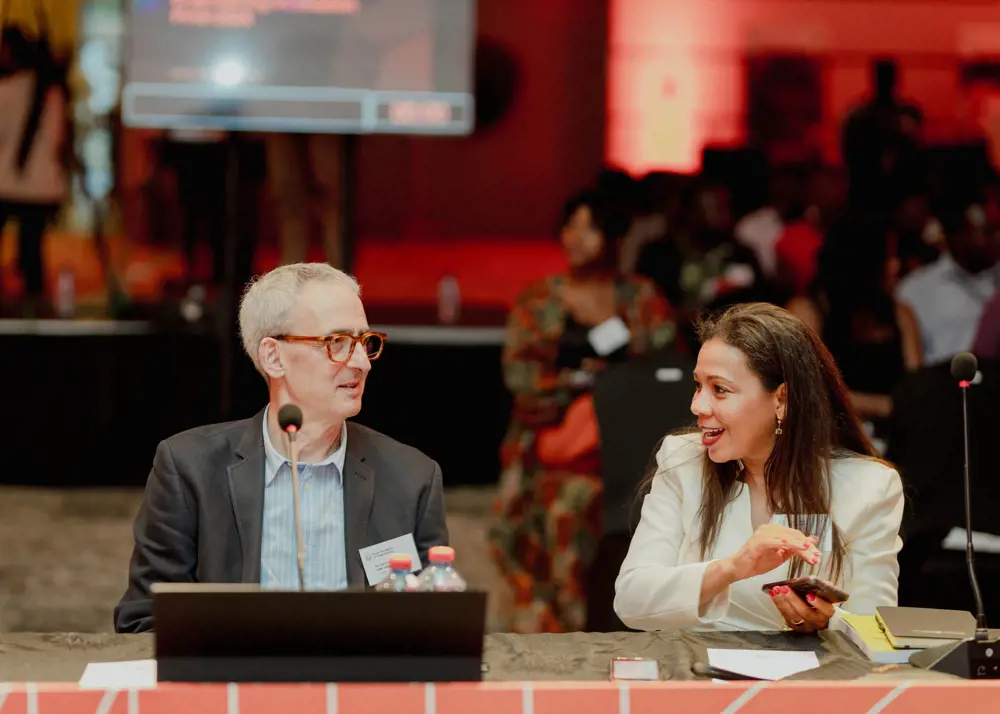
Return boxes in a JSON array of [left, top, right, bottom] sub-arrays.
[[875, 606, 975, 650], [152, 583, 487, 682]]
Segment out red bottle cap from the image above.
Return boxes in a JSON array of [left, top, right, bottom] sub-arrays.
[[428, 546, 455, 563], [388, 554, 412, 570]]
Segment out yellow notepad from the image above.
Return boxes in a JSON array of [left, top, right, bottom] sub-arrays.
[[835, 612, 915, 664]]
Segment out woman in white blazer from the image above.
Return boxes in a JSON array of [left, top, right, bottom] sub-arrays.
[[615, 302, 904, 633]]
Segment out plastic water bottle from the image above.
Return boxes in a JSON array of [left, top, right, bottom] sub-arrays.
[[417, 546, 467, 592], [55, 268, 75, 318], [437, 275, 461, 324], [374, 554, 417, 592]]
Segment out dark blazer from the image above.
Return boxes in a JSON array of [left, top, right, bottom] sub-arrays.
[[114, 411, 449, 633]]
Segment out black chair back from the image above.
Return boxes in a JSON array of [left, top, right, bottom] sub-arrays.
[[593, 349, 696, 536]]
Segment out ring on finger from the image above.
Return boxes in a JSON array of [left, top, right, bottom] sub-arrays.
[[790, 619, 806, 626]]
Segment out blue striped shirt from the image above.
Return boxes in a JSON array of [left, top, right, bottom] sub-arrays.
[[259, 407, 348, 590]]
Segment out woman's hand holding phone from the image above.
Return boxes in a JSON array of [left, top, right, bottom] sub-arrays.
[[768, 584, 836, 633]]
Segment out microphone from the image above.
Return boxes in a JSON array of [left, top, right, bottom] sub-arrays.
[[277, 403, 306, 592], [910, 352, 995, 677]]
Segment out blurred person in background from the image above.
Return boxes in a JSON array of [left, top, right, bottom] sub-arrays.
[[637, 180, 766, 345], [896, 198, 1000, 365], [734, 165, 804, 281], [974, 290, 1000, 362], [618, 171, 688, 276], [0, 0, 73, 316], [773, 164, 846, 295], [842, 58, 924, 213], [489, 190, 676, 633], [787, 216, 922, 434]]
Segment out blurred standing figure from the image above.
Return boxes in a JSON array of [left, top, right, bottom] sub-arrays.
[[489, 191, 677, 633], [265, 134, 345, 268], [0, 0, 72, 314], [841, 59, 924, 212]]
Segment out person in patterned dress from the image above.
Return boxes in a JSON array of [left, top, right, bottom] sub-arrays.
[[489, 190, 678, 632]]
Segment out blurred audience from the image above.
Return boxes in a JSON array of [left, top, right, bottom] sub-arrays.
[[636, 180, 765, 335], [788, 215, 922, 428], [896, 198, 1000, 365], [734, 165, 803, 280], [0, 0, 72, 316], [974, 290, 1000, 361], [489, 190, 676, 633]]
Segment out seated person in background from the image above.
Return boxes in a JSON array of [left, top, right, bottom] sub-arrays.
[[489, 190, 676, 633], [974, 290, 1000, 362], [787, 216, 922, 427], [615, 303, 903, 632], [115, 263, 448, 633], [637, 180, 767, 344], [896, 199, 1000, 365]]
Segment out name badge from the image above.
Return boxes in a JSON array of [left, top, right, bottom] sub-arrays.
[[359, 533, 421, 585]]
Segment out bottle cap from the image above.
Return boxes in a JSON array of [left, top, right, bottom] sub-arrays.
[[428, 546, 455, 563], [388, 554, 412, 571]]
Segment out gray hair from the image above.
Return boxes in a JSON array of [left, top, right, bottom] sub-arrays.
[[239, 263, 361, 375]]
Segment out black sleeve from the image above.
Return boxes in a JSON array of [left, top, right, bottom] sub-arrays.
[[113, 440, 198, 633]]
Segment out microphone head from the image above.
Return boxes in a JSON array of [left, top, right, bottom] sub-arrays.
[[951, 352, 978, 382], [277, 403, 303, 432]]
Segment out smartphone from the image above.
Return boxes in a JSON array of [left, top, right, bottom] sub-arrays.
[[761, 576, 849, 604]]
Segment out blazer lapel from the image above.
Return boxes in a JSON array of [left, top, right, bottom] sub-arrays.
[[227, 408, 267, 583], [343, 422, 374, 587]]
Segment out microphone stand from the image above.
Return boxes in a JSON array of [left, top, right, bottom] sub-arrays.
[[961, 378, 989, 641], [910, 374, 995, 676], [286, 427, 306, 591]]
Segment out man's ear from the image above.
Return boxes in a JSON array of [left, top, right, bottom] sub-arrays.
[[775, 383, 787, 423], [258, 338, 285, 380]]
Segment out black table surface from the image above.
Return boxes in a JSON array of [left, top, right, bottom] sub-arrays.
[[0, 631, 954, 683]]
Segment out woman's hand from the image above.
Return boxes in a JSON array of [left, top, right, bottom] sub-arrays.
[[723, 524, 821, 582], [770, 585, 836, 633]]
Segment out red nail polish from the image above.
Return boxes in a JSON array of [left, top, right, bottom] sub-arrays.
[[781, 586, 790, 594], [770, 587, 779, 596], [807, 593, 816, 603]]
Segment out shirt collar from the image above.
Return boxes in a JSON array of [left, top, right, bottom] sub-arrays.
[[262, 405, 348, 485]]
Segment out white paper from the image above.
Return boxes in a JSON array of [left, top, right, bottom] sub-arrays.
[[359, 533, 421, 585], [79, 660, 157, 690], [587, 316, 631, 356], [707, 649, 819, 681]]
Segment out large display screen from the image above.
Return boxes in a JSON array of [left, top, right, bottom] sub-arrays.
[[122, 0, 476, 134]]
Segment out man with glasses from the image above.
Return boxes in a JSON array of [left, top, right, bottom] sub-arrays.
[[114, 263, 448, 633]]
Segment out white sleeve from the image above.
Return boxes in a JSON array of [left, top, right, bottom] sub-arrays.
[[840, 467, 904, 615], [613, 437, 731, 630]]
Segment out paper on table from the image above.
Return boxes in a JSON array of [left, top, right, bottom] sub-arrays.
[[359, 532, 421, 585], [707, 649, 819, 681], [79, 659, 157, 689]]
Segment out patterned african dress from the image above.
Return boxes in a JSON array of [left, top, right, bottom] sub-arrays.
[[489, 274, 677, 633]]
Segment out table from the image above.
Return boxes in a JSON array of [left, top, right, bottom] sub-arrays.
[[0, 631, 986, 714]]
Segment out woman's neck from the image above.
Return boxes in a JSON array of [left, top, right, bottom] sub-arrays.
[[568, 265, 615, 282], [741, 458, 767, 488]]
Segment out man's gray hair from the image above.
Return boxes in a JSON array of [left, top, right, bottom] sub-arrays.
[[239, 263, 361, 375]]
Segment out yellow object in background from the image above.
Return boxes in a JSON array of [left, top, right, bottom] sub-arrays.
[[0, 0, 78, 59]]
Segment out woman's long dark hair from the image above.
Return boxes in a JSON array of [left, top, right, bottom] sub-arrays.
[[693, 303, 882, 581]]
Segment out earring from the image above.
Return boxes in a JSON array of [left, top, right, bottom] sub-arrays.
[[775, 418, 783, 436]]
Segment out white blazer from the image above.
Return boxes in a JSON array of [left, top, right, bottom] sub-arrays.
[[614, 433, 904, 631]]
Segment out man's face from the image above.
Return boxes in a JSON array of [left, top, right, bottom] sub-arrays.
[[277, 281, 372, 424]]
